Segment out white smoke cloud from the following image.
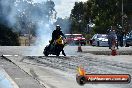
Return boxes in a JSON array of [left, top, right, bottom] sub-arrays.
[[0, 0, 55, 55], [32, 0, 88, 18], [54, 0, 88, 18], [0, 0, 87, 55]]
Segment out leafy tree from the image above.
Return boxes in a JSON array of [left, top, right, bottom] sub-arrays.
[[54, 17, 71, 33], [0, 0, 56, 35], [70, 2, 84, 33], [70, 1, 94, 34], [92, 0, 122, 33], [70, 0, 131, 34], [0, 24, 20, 46]]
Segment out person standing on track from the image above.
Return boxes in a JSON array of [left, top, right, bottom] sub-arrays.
[[107, 26, 117, 49]]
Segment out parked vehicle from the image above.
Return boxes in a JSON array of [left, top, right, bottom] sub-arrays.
[[90, 34, 109, 47], [125, 31, 132, 47], [65, 34, 86, 45], [65, 34, 74, 44]]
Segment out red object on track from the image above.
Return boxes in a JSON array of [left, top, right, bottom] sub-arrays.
[[78, 46, 82, 52], [111, 49, 117, 56]]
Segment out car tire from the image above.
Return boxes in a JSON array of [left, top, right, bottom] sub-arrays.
[[44, 51, 49, 56], [97, 41, 100, 46], [43, 46, 49, 56], [81, 43, 85, 46], [125, 43, 129, 47], [56, 53, 60, 56]]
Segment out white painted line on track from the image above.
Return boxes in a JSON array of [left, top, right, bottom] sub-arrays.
[[2, 55, 13, 57], [14, 55, 19, 56], [0, 67, 19, 88], [2, 55, 19, 57]]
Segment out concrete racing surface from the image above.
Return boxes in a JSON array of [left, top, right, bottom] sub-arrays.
[[6, 55, 132, 88], [0, 56, 44, 88], [0, 46, 132, 88], [0, 46, 132, 56], [0, 67, 19, 88]]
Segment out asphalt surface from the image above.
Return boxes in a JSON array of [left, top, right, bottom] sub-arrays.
[[0, 46, 132, 88], [0, 46, 132, 56], [0, 66, 19, 88], [0, 56, 45, 88], [6, 55, 132, 88]]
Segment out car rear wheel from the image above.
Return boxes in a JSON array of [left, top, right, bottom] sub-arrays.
[[43, 46, 49, 56], [97, 41, 100, 46], [125, 43, 129, 47], [44, 50, 49, 56]]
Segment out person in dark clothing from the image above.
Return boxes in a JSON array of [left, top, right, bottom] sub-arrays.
[[116, 30, 121, 49], [116, 30, 125, 47], [50, 25, 66, 45], [107, 28, 111, 49], [107, 26, 117, 49], [120, 30, 125, 47], [49, 25, 66, 56]]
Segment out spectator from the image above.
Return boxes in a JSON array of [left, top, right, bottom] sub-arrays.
[[107, 26, 117, 49], [120, 30, 125, 47], [107, 28, 111, 49], [116, 30, 121, 49]]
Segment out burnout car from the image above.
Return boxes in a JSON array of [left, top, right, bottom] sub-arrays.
[[65, 34, 86, 45], [65, 34, 74, 44], [90, 34, 109, 47]]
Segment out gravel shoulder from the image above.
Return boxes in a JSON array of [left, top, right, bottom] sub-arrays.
[[5, 54, 132, 88], [0, 46, 132, 88]]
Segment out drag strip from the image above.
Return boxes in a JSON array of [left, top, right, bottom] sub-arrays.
[[22, 56, 132, 75]]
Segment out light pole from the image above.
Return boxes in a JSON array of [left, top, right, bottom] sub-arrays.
[[122, 0, 124, 31], [28, 25, 31, 46]]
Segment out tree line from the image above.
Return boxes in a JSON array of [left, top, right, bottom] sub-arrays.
[[0, 0, 56, 46], [0, 24, 19, 46], [70, 0, 131, 35]]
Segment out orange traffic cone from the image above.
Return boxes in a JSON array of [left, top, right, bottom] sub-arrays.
[[111, 40, 117, 56], [77, 41, 82, 52], [111, 49, 117, 56], [78, 46, 82, 52]]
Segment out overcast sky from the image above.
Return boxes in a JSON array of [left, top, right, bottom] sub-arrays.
[[54, 0, 87, 18], [33, 0, 88, 18]]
